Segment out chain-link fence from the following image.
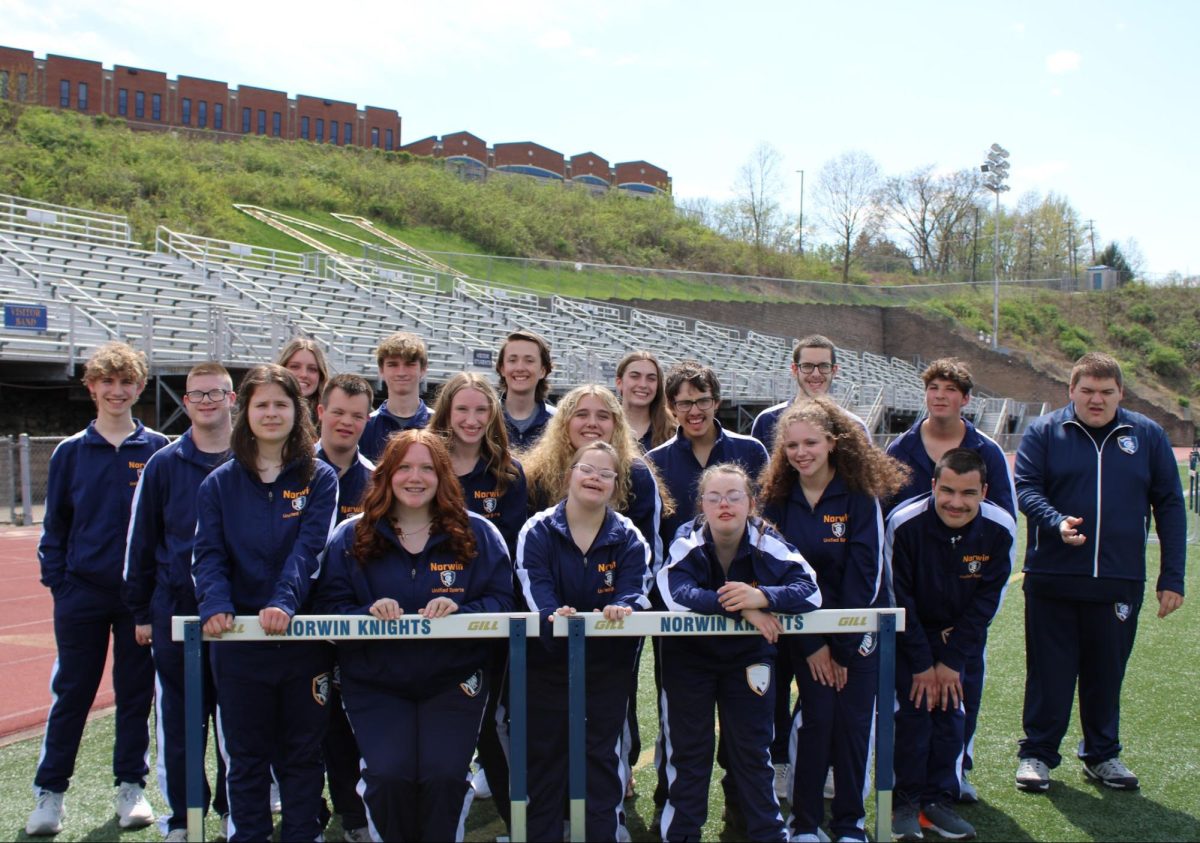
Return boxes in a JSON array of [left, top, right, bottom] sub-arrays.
[[1, 435, 62, 525]]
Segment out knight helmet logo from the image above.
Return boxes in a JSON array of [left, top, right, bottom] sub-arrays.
[[604, 570, 614, 588], [460, 669, 483, 698], [312, 672, 331, 706], [440, 569, 456, 587], [1114, 602, 1132, 622], [968, 560, 981, 575], [483, 497, 498, 513], [745, 663, 771, 696], [832, 522, 846, 538], [291, 495, 307, 512], [1117, 436, 1138, 455], [858, 632, 878, 657]]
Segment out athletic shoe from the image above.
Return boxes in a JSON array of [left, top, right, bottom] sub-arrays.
[[26, 789, 65, 836], [115, 782, 154, 829], [920, 801, 976, 840], [343, 827, 372, 842], [823, 767, 836, 800], [1015, 757, 1050, 792], [891, 803, 923, 841], [956, 770, 978, 804], [790, 830, 831, 842], [774, 762, 791, 801], [1083, 758, 1139, 790], [270, 782, 282, 814], [215, 813, 229, 841], [165, 830, 190, 842], [472, 766, 492, 799]]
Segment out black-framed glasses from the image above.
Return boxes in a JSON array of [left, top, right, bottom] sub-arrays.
[[797, 363, 833, 374], [573, 463, 618, 481], [674, 396, 716, 413], [185, 388, 231, 403], [701, 490, 748, 505]]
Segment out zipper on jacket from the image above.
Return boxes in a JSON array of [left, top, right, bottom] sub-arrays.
[[1064, 419, 1131, 578]]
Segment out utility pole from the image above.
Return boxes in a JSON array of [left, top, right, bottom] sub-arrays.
[[795, 169, 805, 257], [1086, 219, 1097, 263], [981, 143, 1011, 350], [971, 207, 979, 283]]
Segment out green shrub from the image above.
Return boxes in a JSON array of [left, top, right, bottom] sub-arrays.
[[1127, 302, 1157, 324], [1147, 344, 1186, 378]]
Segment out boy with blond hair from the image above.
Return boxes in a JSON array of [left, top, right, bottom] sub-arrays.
[[360, 332, 430, 461]]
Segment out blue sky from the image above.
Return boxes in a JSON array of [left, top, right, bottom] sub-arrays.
[[4, 0, 1197, 276]]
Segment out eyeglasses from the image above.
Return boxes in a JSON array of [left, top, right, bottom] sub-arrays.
[[673, 396, 716, 413], [185, 388, 231, 403], [701, 490, 748, 506], [797, 363, 833, 374], [573, 463, 618, 481]]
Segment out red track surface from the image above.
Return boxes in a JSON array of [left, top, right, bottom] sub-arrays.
[[0, 527, 115, 740]]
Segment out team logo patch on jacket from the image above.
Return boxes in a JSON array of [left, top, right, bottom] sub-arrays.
[[483, 497, 498, 513], [460, 669, 484, 698], [858, 632, 878, 657], [604, 570, 614, 588], [1117, 436, 1138, 455], [440, 569, 456, 587], [832, 522, 846, 538], [745, 663, 771, 696], [312, 672, 331, 706], [1114, 602, 1132, 622], [291, 495, 307, 512]]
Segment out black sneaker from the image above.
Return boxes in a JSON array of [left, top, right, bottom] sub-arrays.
[[892, 803, 923, 841], [1082, 758, 1139, 790], [920, 801, 976, 840]]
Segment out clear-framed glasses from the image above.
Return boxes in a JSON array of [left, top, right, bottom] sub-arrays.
[[185, 388, 231, 403], [797, 362, 833, 374], [573, 462, 618, 481], [701, 490, 748, 506], [674, 396, 716, 413]]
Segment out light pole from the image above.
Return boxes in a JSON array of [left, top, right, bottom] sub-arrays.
[[981, 143, 1010, 349], [795, 169, 805, 256]]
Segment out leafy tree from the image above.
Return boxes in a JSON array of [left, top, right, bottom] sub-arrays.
[[1096, 241, 1136, 285]]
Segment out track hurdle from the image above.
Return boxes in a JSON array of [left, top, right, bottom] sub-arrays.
[[172, 612, 539, 842], [552, 607, 904, 843]]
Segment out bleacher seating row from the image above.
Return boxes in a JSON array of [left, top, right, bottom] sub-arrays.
[[0, 193, 1035, 436]]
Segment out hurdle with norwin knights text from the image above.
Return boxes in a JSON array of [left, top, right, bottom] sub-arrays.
[[550, 608, 905, 843], [171, 613, 539, 843]]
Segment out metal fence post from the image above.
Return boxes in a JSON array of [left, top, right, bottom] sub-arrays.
[[18, 433, 33, 527], [508, 617, 528, 842], [567, 616, 587, 842], [183, 619, 205, 842], [875, 611, 898, 843]]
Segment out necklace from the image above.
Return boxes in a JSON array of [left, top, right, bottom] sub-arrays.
[[390, 518, 433, 539]]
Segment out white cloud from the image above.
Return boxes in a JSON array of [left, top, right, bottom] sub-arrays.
[[537, 29, 574, 50], [1045, 50, 1081, 74], [1012, 22, 1026, 34], [1050, 86, 1062, 97]]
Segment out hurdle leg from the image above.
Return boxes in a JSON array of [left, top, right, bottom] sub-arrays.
[[875, 612, 897, 843], [568, 617, 587, 842], [508, 618, 528, 843], [184, 620, 205, 842]]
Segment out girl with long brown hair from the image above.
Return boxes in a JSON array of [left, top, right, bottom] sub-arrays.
[[314, 429, 514, 841], [615, 350, 674, 452]]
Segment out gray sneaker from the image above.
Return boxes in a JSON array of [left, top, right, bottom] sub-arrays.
[[891, 802, 923, 841], [343, 827, 373, 843], [1015, 757, 1050, 792], [920, 801, 976, 840], [956, 770, 978, 804], [26, 789, 65, 836], [1083, 757, 1139, 790]]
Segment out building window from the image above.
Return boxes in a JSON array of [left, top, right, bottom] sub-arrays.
[[385, 129, 394, 151], [17, 73, 28, 101], [330, 120, 339, 145], [152, 93, 162, 121], [77, 82, 88, 111], [343, 123, 352, 146], [316, 118, 324, 142], [300, 116, 310, 139], [135, 90, 145, 118], [59, 79, 70, 108], [242, 107, 251, 133], [117, 88, 128, 115], [198, 100, 207, 128], [272, 111, 281, 137], [181, 97, 192, 125], [257, 109, 266, 135], [0, 71, 8, 100], [371, 127, 379, 148], [213, 103, 223, 130]]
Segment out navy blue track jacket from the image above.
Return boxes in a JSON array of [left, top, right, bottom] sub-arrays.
[[657, 517, 822, 662], [504, 401, 556, 451], [1015, 404, 1186, 594], [123, 430, 228, 623], [885, 417, 1016, 518], [40, 420, 168, 595], [359, 400, 431, 463], [515, 503, 652, 659], [314, 513, 514, 697], [192, 457, 339, 622], [316, 443, 375, 524], [647, 420, 769, 551], [458, 457, 528, 557], [763, 473, 887, 663], [751, 400, 868, 453], [885, 495, 1016, 674]]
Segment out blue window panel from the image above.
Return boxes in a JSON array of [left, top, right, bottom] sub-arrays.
[[198, 100, 207, 128], [272, 111, 281, 137], [152, 93, 162, 121], [181, 98, 192, 125], [213, 103, 223, 130], [301, 116, 310, 139], [135, 90, 145, 118], [59, 79, 70, 108], [118, 88, 128, 116]]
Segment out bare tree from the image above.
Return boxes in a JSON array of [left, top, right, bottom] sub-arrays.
[[816, 150, 882, 281], [733, 142, 788, 254], [884, 166, 982, 276]]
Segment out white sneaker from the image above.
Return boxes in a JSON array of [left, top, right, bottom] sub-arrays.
[[270, 781, 282, 813], [1016, 757, 1051, 792], [165, 830, 190, 842], [343, 827, 372, 842], [774, 762, 791, 801], [472, 766, 492, 799], [115, 782, 154, 829], [823, 767, 835, 800], [26, 788, 65, 836]]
